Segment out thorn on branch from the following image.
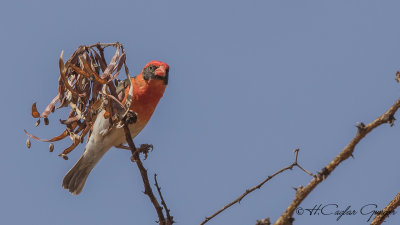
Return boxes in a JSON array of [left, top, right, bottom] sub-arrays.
[[256, 218, 271, 225], [293, 148, 300, 163], [292, 185, 303, 194], [317, 167, 330, 180], [387, 115, 396, 127], [395, 71, 400, 83], [356, 122, 366, 132]]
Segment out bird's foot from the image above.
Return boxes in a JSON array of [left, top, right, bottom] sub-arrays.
[[130, 144, 154, 162]]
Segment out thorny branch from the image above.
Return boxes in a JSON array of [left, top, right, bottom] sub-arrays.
[[370, 191, 400, 225], [154, 174, 174, 223], [123, 122, 174, 225], [200, 149, 314, 225], [273, 85, 400, 225]]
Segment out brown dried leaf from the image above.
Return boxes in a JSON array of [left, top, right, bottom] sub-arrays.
[[60, 115, 80, 125], [70, 64, 90, 78], [101, 91, 126, 110], [89, 99, 102, 115], [123, 64, 134, 111], [79, 56, 108, 84], [73, 122, 87, 134], [27, 43, 133, 160], [60, 137, 80, 155], [40, 93, 60, 118], [31, 102, 41, 118], [24, 129, 69, 142], [92, 49, 107, 72], [103, 47, 120, 77], [59, 51, 85, 97], [79, 123, 91, 139], [109, 53, 126, 82], [56, 96, 68, 109]]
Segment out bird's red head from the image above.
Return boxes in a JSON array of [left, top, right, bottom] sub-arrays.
[[142, 60, 170, 85]]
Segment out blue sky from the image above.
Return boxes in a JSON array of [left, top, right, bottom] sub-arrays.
[[1, 1, 400, 224]]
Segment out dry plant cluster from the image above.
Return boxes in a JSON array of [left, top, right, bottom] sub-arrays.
[[25, 43, 399, 225], [25, 42, 135, 159]]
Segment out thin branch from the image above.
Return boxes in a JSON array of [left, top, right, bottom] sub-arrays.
[[123, 125, 166, 225], [154, 174, 174, 224], [273, 96, 400, 225], [200, 149, 312, 225], [292, 148, 315, 178], [294, 163, 314, 178], [370, 191, 400, 225]]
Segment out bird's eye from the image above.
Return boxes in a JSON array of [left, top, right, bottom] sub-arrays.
[[148, 65, 156, 71]]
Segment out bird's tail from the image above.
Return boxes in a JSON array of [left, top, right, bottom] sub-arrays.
[[62, 154, 94, 195], [62, 140, 111, 195]]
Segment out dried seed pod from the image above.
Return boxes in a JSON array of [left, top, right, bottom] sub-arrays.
[[49, 143, 54, 152], [59, 153, 68, 160], [26, 138, 31, 149], [35, 119, 41, 127], [31, 102, 41, 118], [44, 117, 49, 125]]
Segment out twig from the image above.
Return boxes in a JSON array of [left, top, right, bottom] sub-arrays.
[[273, 96, 400, 225], [370, 191, 400, 225], [123, 125, 166, 225], [200, 149, 312, 225], [154, 174, 174, 224]]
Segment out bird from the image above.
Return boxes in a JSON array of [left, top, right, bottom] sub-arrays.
[[62, 60, 169, 195]]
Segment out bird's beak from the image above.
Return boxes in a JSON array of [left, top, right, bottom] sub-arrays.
[[154, 66, 166, 77]]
